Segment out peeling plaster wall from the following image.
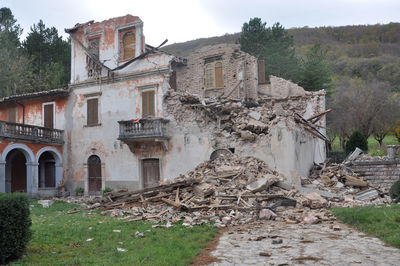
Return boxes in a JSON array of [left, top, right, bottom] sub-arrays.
[[69, 15, 144, 84]]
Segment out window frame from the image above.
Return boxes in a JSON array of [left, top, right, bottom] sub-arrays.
[[84, 93, 102, 127], [42, 102, 55, 129], [141, 88, 156, 118], [204, 58, 224, 90], [7, 106, 18, 123], [122, 31, 136, 61]]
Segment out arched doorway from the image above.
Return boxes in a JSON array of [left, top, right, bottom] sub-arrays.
[[88, 155, 102, 193], [6, 149, 27, 192], [38, 151, 56, 188]]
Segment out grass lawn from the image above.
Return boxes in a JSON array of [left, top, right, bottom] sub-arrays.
[[332, 204, 400, 248], [331, 135, 398, 155], [12, 200, 218, 265]]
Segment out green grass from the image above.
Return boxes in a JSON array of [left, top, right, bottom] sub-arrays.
[[331, 135, 398, 155], [12, 200, 218, 265], [332, 205, 400, 248]]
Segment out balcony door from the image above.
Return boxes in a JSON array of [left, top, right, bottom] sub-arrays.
[[43, 103, 54, 129], [142, 158, 160, 188]]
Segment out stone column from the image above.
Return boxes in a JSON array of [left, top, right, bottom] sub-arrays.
[[27, 162, 39, 197], [0, 160, 5, 193], [84, 163, 89, 196]]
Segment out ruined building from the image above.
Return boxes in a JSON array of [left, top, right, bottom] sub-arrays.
[[0, 15, 326, 197]]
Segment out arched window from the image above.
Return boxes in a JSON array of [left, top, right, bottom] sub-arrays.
[[122, 32, 136, 60], [204, 59, 224, 89]]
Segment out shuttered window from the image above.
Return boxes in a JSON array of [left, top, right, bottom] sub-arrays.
[[43, 104, 54, 129], [87, 98, 99, 125], [258, 59, 266, 84], [142, 90, 155, 118], [7, 107, 17, 123], [204, 59, 224, 89], [123, 32, 136, 60]]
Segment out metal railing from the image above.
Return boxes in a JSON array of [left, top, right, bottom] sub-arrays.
[[118, 118, 169, 140], [0, 121, 64, 145]]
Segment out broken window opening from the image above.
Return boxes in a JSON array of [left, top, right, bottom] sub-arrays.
[[122, 32, 136, 60], [204, 57, 224, 90], [141, 90, 155, 118], [87, 37, 101, 78]]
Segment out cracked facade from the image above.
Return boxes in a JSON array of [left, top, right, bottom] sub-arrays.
[[0, 15, 326, 197]]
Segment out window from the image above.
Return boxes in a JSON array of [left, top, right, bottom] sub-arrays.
[[122, 32, 136, 60], [87, 98, 99, 126], [7, 107, 17, 123], [204, 58, 224, 89], [88, 38, 100, 59], [141, 90, 155, 118], [43, 103, 54, 129]]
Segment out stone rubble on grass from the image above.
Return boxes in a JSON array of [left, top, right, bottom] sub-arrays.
[[38, 200, 54, 208]]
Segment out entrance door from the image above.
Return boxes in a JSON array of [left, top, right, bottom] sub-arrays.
[[11, 151, 27, 192], [88, 155, 102, 193], [142, 159, 160, 188]]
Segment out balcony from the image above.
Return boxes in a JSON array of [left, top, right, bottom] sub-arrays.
[[118, 118, 169, 150], [0, 121, 64, 145]]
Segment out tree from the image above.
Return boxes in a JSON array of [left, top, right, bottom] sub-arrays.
[[345, 131, 368, 154], [23, 20, 70, 90], [239, 18, 300, 82], [327, 77, 399, 148], [298, 44, 332, 92], [0, 7, 35, 96]]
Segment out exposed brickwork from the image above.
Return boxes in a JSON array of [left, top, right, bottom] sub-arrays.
[[348, 160, 400, 187], [174, 44, 259, 100]]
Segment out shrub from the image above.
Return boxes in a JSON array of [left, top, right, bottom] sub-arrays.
[[389, 180, 400, 203], [74, 187, 84, 196], [102, 186, 112, 195], [345, 131, 368, 154], [0, 193, 32, 264]]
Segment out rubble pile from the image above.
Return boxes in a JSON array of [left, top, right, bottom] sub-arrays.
[[90, 155, 293, 226], [165, 91, 323, 143], [306, 163, 368, 192]]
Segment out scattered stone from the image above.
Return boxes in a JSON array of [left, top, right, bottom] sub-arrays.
[[259, 251, 272, 257], [117, 247, 127, 252], [259, 209, 277, 220], [272, 239, 283, 244], [38, 200, 54, 208]]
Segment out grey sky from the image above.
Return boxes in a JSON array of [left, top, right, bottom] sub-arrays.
[[1, 0, 399, 46]]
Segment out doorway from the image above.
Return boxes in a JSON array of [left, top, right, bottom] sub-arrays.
[[142, 158, 160, 188], [88, 155, 102, 193]]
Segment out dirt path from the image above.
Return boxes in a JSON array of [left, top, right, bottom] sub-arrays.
[[209, 220, 400, 265]]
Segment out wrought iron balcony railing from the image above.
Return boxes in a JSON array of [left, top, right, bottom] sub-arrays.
[[118, 118, 169, 140], [0, 121, 64, 145]]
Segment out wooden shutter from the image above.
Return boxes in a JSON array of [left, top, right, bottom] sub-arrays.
[[87, 98, 98, 125], [205, 64, 214, 89], [142, 91, 155, 118], [258, 59, 266, 84], [123, 32, 136, 60], [215, 61, 223, 88], [44, 104, 54, 129], [88, 155, 102, 192], [7, 107, 17, 123]]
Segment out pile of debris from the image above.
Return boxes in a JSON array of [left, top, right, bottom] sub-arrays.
[[164, 90, 327, 143], [90, 155, 294, 227]]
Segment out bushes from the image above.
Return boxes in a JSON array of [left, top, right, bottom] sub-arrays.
[[345, 131, 368, 154], [0, 193, 32, 264]]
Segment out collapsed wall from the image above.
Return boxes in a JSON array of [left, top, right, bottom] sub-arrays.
[[163, 76, 326, 184]]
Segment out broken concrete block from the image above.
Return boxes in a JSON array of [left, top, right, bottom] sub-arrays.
[[345, 175, 368, 187], [335, 182, 344, 188], [259, 209, 277, 220], [259, 251, 272, 257], [240, 130, 256, 141], [38, 200, 54, 208], [246, 175, 279, 193], [303, 192, 328, 209], [222, 216, 232, 225], [354, 189, 379, 201], [193, 183, 215, 198], [249, 111, 261, 121], [346, 147, 363, 161], [303, 215, 319, 224]]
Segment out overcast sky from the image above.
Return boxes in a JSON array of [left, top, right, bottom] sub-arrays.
[[1, 0, 399, 46]]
